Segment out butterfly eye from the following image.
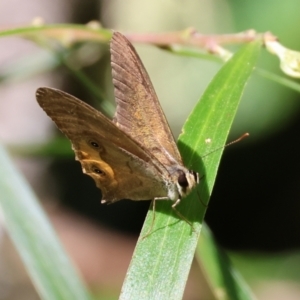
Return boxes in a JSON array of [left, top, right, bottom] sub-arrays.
[[178, 172, 189, 188]]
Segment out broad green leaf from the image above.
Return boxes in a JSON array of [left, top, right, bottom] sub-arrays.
[[120, 40, 261, 300], [0, 144, 93, 300]]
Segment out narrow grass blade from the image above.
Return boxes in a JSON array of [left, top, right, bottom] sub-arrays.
[[0, 144, 93, 300], [0, 24, 111, 43], [196, 224, 257, 300], [120, 40, 261, 300]]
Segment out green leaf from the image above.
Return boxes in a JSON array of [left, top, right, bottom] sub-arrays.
[[196, 224, 257, 300], [120, 40, 261, 300], [256, 67, 300, 93], [0, 144, 93, 300]]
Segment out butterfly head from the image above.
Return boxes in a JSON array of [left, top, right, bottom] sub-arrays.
[[167, 169, 199, 201], [177, 169, 199, 197]]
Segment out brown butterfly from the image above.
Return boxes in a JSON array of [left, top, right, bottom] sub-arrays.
[[36, 32, 199, 226]]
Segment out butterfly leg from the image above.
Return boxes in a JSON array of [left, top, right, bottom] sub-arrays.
[[172, 199, 195, 232], [142, 197, 169, 239], [141, 199, 156, 239]]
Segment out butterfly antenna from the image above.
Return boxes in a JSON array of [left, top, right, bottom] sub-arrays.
[[196, 187, 208, 207], [202, 132, 249, 158]]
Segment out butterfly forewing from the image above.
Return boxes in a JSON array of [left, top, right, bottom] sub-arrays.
[[111, 32, 183, 168]]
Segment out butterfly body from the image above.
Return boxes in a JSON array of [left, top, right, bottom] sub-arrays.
[[36, 32, 199, 210]]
